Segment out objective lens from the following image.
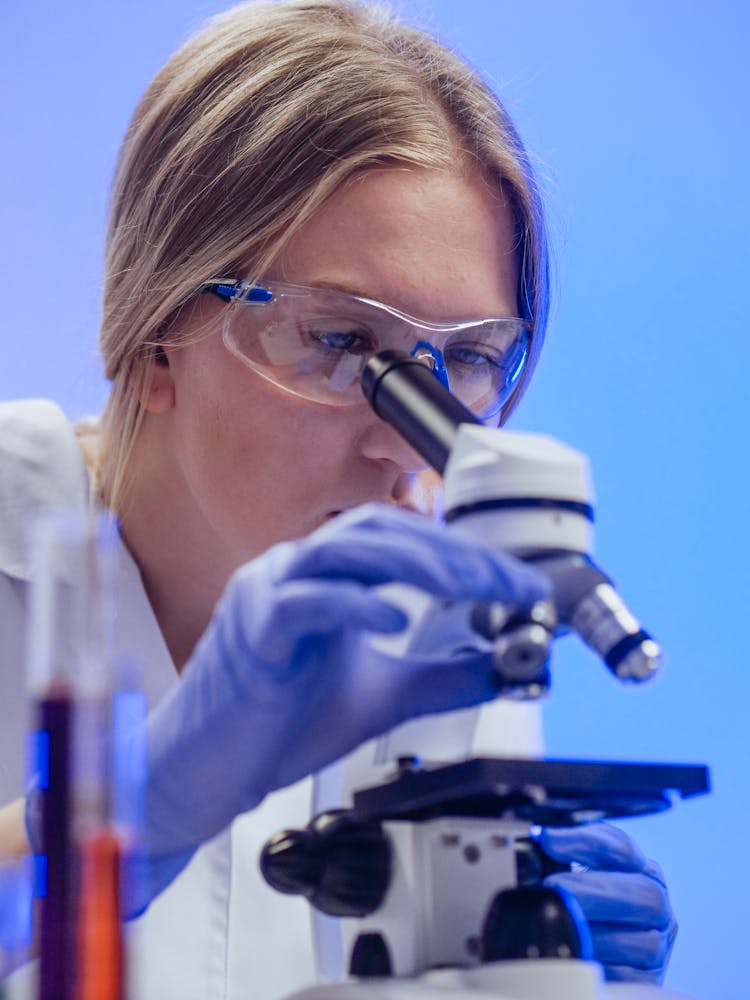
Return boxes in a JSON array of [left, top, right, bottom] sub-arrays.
[[568, 583, 661, 682]]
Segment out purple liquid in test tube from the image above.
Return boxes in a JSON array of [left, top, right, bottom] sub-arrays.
[[27, 510, 121, 1000]]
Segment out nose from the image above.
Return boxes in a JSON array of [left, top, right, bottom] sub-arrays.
[[357, 407, 431, 475]]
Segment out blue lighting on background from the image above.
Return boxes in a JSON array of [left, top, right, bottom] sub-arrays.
[[1, 3, 747, 998]]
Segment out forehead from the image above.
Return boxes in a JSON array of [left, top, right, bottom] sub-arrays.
[[270, 166, 519, 321]]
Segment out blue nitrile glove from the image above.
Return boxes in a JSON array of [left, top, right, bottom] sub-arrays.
[[536, 823, 677, 984], [0, 860, 34, 979], [132, 503, 549, 913]]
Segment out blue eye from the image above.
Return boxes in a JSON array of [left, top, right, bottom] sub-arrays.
[[302, 321, 376, 355], [445, 344, 502, 369], [316, 330, 369, 352]]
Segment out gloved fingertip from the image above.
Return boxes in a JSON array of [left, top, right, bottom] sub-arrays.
[[533, 824, 577, 861], [375, 602, 410, 633], [521, 564, 554, 604], [474, 559, 549, 610], [348, 598, 409, 636], [535, 822, 648, 872]]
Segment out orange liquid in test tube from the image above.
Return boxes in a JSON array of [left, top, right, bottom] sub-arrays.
[[76, 830, 123, 1000]]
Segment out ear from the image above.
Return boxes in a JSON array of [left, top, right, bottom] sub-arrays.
[[137, 349, 176, 414]]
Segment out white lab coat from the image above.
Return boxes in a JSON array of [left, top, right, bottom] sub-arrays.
[[0, 399, 321, 999], [0, 399, 541, 999]]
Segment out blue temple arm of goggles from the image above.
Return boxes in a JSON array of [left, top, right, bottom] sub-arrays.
[[202, 280, 273, 303]]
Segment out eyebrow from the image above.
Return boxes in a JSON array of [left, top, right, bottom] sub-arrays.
[[295, 277, 374, 299]]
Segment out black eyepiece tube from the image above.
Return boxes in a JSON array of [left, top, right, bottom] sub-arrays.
[[361, 350, 480, 475]]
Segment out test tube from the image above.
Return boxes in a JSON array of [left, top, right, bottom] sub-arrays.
[[72, 515, 126, 1000], [27, 510, 124, 1000]]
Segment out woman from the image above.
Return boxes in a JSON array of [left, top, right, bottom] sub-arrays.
[[0, 1, 675, 996]]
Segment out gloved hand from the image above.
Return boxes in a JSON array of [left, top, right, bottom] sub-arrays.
[[0, 859, 33, 979], [133, 503, 549, 912], [536, 822, 677, 984]]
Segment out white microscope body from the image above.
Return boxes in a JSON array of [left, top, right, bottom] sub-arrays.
[[267, 354, 707, 1000]]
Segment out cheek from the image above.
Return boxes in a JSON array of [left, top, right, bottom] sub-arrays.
[[176, 332, 362, 466], [180, 372, 242, 469], [178, 357, 356, 510], [248, 401, 357, 488], [169, 348, 259, 500]]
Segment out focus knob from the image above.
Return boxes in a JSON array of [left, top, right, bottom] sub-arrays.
[[481, 886, 593, 963], [259, 827, 321, 897], [260, 810, 391, 918]]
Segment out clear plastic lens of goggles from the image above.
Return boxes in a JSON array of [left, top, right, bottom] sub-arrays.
[[222, 305, 529, 418]]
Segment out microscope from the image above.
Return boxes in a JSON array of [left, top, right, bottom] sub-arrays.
[[261, 350, 710, 1000]]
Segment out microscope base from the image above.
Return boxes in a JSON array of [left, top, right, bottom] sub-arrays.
[[285, 960, 695, 999]]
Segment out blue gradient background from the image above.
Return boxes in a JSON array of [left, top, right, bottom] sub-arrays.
[[1, 3, 746, 997]]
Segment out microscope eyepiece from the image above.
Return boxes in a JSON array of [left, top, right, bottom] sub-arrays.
[[362, 350, 478, 475]]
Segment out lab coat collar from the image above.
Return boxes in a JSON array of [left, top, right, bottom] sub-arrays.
[[0, 399, 90, 581]]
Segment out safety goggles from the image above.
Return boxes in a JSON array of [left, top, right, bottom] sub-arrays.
[[200, 278, 532, 420]]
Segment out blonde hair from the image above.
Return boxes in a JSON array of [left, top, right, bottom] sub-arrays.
[[97, 0, 548, 510]]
